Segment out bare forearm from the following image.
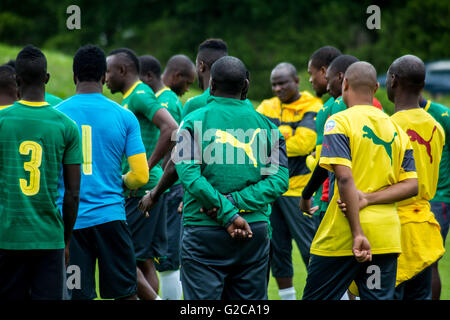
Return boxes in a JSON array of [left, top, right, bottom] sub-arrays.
[[365, 178, 418, 206], [336, 173, 364, 237], [153, 159, 179, 200], [148, 128, 176, 171], [63, 190, 79, 245]]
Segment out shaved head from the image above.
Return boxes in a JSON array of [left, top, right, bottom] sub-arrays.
[[388, 55, 425, 93], [165, 54, 195, 77], [271, 62, 297, 79], [210, 56, 248, 96], [344, 61, 378, 94]]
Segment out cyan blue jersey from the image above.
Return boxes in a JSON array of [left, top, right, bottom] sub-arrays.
[[56, 93, 146, 229]]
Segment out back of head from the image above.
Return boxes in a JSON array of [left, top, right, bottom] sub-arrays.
[[108, 48, 140, 74], [344, 61, 378, 94], [328, 55, 359, 76], [309, 46, 342, 69], [388, 54, 425, 94], [211, 56, 247, 96], [73, 44, 106, 82], [4, 59, 16, 70], [165, 54, 195, 76], [15, 45, 47, 86], [0, 65, 17, 91], [139, 55, 161, 79], [197, 39, 228, 68]]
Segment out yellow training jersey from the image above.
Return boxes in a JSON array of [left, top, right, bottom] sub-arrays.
[[391, 108, 445, 285], [311, 105, 417, 257], [257, 91, 322, 197]]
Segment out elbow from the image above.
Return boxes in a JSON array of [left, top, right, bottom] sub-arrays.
[[136, 170, 150, 188], [406, 178, 419, 199]]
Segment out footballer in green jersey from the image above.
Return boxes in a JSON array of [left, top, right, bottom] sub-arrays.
[[0, 45, 81, 300]]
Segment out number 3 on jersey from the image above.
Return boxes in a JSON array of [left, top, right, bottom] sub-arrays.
[[19, 141, 42, 196], [82, 125, 93, 175]]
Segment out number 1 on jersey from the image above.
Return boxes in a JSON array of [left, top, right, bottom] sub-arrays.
[[82, 125, 93, 175]]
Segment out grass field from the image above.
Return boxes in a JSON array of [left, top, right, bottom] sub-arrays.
[[1, 43, 448, 300]]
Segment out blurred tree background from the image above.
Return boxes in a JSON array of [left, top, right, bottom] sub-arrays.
[[0, 0, 449, 104]]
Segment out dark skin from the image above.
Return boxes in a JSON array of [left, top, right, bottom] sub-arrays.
[[307, 60, 328, 97], [0, 81, 18, 106], [106, 54, 179, 197], [195, 55, 210, 91], [325, 66, 344, 99], [270, 67, 300, 104], [140, 71, 164, 94], [162, 66, 196, 97]]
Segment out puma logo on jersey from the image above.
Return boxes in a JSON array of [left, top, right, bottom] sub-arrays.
[[215, 129, 261, 167], [362, 125, 397, 164], [161, 102, 169, 108], [442, 111, 449, 117], [406, 126, 437, 163]]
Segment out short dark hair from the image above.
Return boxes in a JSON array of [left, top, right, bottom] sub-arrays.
[[139, 55, 161, 79], [328, 55, 359, 75], [0, 65, 16, 89], [309, 46, 342, 69], [211, 56, 247, 95], [73, 44, 106, 82], [198, 38, 228, 68], [108, 48, 140, 73], [389, 55, 426, 93], [4, 59, 16, 70], [15, 45, 47, 85]]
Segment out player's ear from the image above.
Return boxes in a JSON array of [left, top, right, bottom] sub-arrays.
[[73, 74, 77, 86], [199, 61, 206, 73], [374, 81, 379, 95], [338, 72, 344, 82], [210, 78, 216, 94], [342, 78, 349, 92], [320, 66, 327, 75], [45, 73, 50, 85], [101, 74, 106, 85]]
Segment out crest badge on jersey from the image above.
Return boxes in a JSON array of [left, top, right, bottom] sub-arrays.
[[325, 120, 336, 133]]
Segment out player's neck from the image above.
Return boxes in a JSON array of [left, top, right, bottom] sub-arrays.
[[20, 86, 45, 102], [211, 90, 241, 100], [122, 76, 140, 95], [201, 72, 210, 92], [0, 95, 16, 106], [394, 93, 420, 112], [76, 81, 103, 94], [154, 80, 166, 93], [282, 92, 301, 104]]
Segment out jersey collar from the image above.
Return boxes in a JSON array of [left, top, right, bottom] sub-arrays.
[[18, 100, 50, 107], [123, 81, 142, 99], [0, 104, 13, 110], [155, 86, 171, 98]]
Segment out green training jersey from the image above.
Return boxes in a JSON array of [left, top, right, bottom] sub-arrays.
[[0, 100, 82, 250], [121, 81, 164, 196], [156, 87, 183, 187], [45, 92, 64, 107], [156, 87, 183, 125], [182, 88, 211, 118], [175, 95, 289, 228], [425, 100, 450, 202], [315, 97, 335, 146]]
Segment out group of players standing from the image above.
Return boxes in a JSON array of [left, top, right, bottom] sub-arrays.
[[0, 38, 448, 301]]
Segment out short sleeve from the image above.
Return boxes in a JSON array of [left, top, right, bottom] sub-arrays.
[[133, 91, 164, 123], [124, 110, 146, 158], [63, 119, 82, 165], [319, 115, 352, 172]]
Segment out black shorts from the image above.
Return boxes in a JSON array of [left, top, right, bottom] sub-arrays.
[[394, 265, 432, 300], [303, 253, 398, 300], [0, 248, 65, 300], [69, 220, 137, 300], [156, 183, 184, 272], [181, 222, 270, 300], [126, 196, 167, 261], [430, 201, 449, 243]]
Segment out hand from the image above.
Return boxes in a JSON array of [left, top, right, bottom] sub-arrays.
[[126, 188, 140, 199], [299, 198, 318, 217], [200, 207, 218, 220], [177, 201, 184, 214], [337, 190, 369, 215], [226, 216, 253, 240], [352, 234, 372, 263], [138, 190, 157, 218]]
